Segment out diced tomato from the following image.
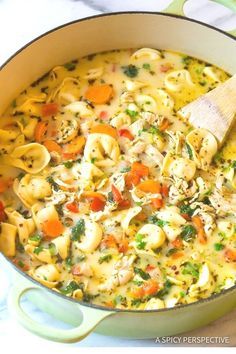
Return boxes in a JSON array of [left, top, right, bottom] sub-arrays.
[[117, 199, 131, 210], [62, 152, 77, 161], [171, 237, 183, 249], [72, 264, 81, 276], [125, 172, 141, 189], [160, 63, 173, 72], [181, 213, 191, 221], [146, 264, 155, 272], [224, 248, 236, 262], [118, 238, 129, 253], [159, 118, 170, 131], [100, 235, 117, 250], [99, 110, 109, 119], [111, 184, 123, 203], [41, 102, 58, 117], [66, 201, 79, 213], [118, 129, 134, 141], [131, 162, 149, 178], [0, 201, 6, 222], [152, 197, 163, 209], [161, 184, 169, 198], [90, 197, 106, 212]]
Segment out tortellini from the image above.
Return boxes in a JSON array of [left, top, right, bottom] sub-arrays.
[[25, 244, 54, 264], [52, 233, 70, 259], [77, 218, 102, 253], [5, 208, 35, 244], [55, 114, 79, 143], [110, 112, 131, 129], [164, 70, 194, 91], [145, 298, 165, 310], [8, 143, 50, 174], [188, 263, 214, 298], [13, 94, 46, 116], [47, 77, 80, 104], [135, 94, 157, 113], [131, 48, 161, 61], [84, 133, 120, 167], [31, 264, 60, 288], [0, 223, 17, 256], [13, 174, 52, 208], [156, 207, 186, 241], [64, 101, 94, 118], [15, 116, 38, 139], [186, 128, 217, 170], [135, 224, 166, 254], [125, 80, 147, 92], [31, 203, 59, 230], [162, 153, 196, 181], [155, 89, 174, 112], [0, 129, 25, 155]]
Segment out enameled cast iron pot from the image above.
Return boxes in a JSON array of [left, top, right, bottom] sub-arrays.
[[1, 0, 236, 343]]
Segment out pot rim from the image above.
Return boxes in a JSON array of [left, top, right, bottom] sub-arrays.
[[1, 11, 236, 314]]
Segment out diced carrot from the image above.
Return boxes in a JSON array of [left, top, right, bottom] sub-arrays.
[[42, 219, 64, 238], [117, 199, 131, 210], [161, 184, 169, 198], [118, 238, 129, 253], [84, 84, 114, 104], [125, 172, 141, 189], [135, 211, 148, 222], [0, 180, 8, 193], [66, 201, 79, 213], [90, 197, 106, 212], [42, 102, 58, 117], [91, 124, 117, 139], [62, 153, 77, 161], [63, 136, 86, 155], [171, 237, 183, 249], [34, 121, 48, 142], [152, 197, 163, 209], [131, 162, 149, 178], [197, 228, 207, 244], [118, 129, 134, 141], [43, 140, 62, 154], [99, 111, 108, 119], [100, 235, 117, 250], [171, 251, 184, 259], [192, 216, 203, 229], [143, 279, 159, 296], [112, 184, 123, 203], [82, 191, 106, 202], [159, 118, 170, 131], [131, 287, 145, 299], [224, 248, 236, 262], [0, 201, 6, 222], [137, 180, 161, 194]]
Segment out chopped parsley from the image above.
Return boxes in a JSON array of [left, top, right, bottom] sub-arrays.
[[60, 281, 82, 295], [186, 143, 193, 159], [48, 243, 57, 256], [156, 280, 172, 299], [166, 248, 178, 257], [135, 233, 146, 250], [33, 246, 44, 255], [134, 267, 150, 280], [98, 254, 112, 264], [29, 234, 42, 242], [142, 63, 151, 70], [131, 298, 143, 307], [148, 215, 169, 228], [120, 166, 131, 173], [63, 161, 74, 169], [17, 172, 26, 181], [113, 295, 127, 306], [214, 243, 225, 251], [180, 224, 197, 242], [147, 126, 161, 135], [122, 64, 139, 78], [91, 157, 97, 164], [125, 109, 138, 118], [64, 61, 76, 71], [76, 255, 86, 263], [182, 56, 192, 66], [179, 204, 194, 216], [182, 262, 199, 277], [71, 219, 85, 241], [46, 176, 60, 191]]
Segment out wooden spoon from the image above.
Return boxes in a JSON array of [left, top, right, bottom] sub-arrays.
[[178, 74, 236, 146]]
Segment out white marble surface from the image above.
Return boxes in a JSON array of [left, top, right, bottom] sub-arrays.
[[0, 0, 236, 348]]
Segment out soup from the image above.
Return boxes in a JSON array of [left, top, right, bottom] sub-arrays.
[[0, 48, 235, 310]]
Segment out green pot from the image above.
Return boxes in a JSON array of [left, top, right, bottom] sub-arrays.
[[1, 0, 236, 343]]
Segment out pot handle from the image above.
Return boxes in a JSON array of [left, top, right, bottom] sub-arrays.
[[8, 284, 114, 343], [163, 0, 236, 37]]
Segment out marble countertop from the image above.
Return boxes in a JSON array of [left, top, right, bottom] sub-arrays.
[[0, 0, 236, 348]]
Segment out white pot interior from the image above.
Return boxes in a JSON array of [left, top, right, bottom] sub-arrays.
[[0, 13, 235, 114]]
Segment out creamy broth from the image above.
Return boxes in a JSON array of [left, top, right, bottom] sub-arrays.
[[0, 48, 235, 310]]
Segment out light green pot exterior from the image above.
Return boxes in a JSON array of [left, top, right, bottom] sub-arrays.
[[1, 0, 236, 343]]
